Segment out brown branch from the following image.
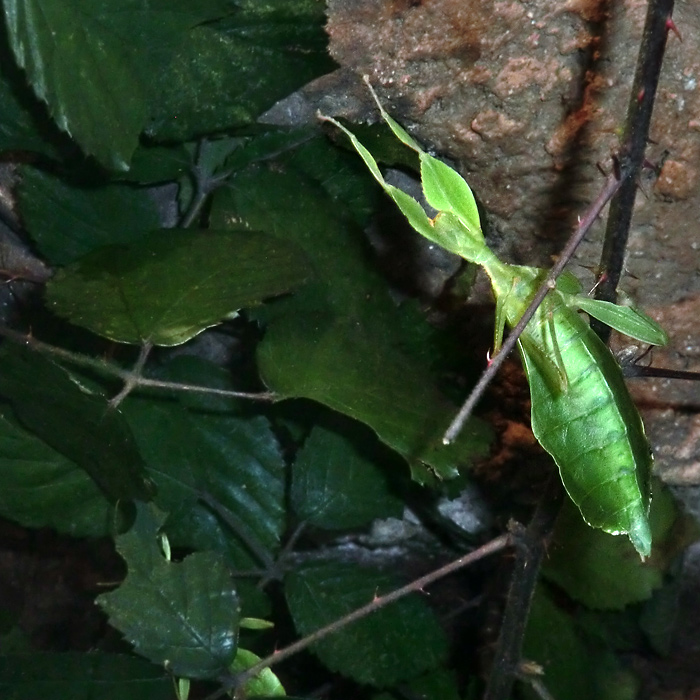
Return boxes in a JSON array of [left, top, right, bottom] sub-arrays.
[[593, 0, 676, 342], [207, 533, 513, 700], [483, 477, 565, 700]]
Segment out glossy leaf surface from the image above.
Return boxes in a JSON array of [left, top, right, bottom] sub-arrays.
[[47, 229, 309, 346], [211, 152, 491, 483], [0, 54, 64, 157], [231, 649, 286, 698], [261, 313, 483, 483], [519, 316, 652, 556], [285, 562, 448, 686], [97, 504, 240, 679]]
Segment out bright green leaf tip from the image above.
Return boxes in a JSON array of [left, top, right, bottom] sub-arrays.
[[628, 515, 652, 559]]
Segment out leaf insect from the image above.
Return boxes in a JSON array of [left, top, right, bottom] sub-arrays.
[[320, 82, 668, 557]]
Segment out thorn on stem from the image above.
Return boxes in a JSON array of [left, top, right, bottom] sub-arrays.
[[637, 87, 646, 103], [666, 17, 682, 42]]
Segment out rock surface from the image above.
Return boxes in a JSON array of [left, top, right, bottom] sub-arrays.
[[325, 0, 700, 492]]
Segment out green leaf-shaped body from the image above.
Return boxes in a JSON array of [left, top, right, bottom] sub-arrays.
[[518, 296, 652, 555], [486, 261, 653, 556], [322, 85, 665, 556]]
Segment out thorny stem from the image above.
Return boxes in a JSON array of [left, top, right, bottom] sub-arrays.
[[0, 325, 277, 402], [483, 477, 565, 700], [593, 0, 676, 342], [443, 171, 623, 444], [205, 534, 513, 700], [480, 5, 677, 700]]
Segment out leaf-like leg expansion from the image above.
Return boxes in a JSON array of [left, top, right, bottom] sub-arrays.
[[572, 296, 668, 346]]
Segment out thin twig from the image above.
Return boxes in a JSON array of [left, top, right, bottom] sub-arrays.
[[593, 0, 676, 342], [443, 171, 623, 444], [623, 365, 700, 381], [0, 325, 277, 402], [179, 138, 233, 229], [109, 341, 153, 407], [206, 534, 513, 700]]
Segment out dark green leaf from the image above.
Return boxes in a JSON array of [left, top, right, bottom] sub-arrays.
[[282, 135, 380, 228], [0, 628, 31, 654], [639, 580, 681, 656], [0, 412, 116, 537], [145, 354, 246, 414], [4, 0, 145, 170], [225, 128, 318, 174], [46, 229, 310, 346], [372, 670, 463, 700], [0, 48, 65, 158], [284, 562, 448, 686], [123, 397, 285, 569], [260, 313, 489, 483], [291, 424, 403, 529], [18, 166, 161, 265], [210, 161, 491, 483], [407, 669, 462, 700], [0, 652, 171, 700], [542, 483, 690, 609], [210, 148, 385, 322], [3, 0, 231, 169], [0, 344, 152, 502], [123, 143, 190, 184], [146, 2, 333, 140], [522, 586, 639, 700], [97, 504, 240, 679]]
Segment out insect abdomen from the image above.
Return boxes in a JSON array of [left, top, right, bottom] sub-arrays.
[[520, 303, 652, 556]]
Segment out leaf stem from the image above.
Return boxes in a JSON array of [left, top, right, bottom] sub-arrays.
[[180, 138, 235, 229], [443, 170, 623, 444], [109, 341, 153, 407], [0, 325, 277, 402]]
